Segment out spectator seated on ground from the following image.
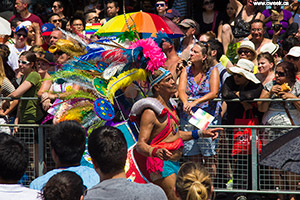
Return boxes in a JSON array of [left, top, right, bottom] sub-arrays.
[[29, 120, 99, 191], [0, 133, 40, 199]]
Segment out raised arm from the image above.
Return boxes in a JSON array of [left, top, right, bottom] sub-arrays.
[[178, 67, 189, 105], [230, 0, 243, 17]]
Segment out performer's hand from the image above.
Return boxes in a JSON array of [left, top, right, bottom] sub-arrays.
[[156, 148, 172, 161], [203, 128, 223, 140]]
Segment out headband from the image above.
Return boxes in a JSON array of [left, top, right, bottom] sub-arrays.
[[149, 67, 171, 88]]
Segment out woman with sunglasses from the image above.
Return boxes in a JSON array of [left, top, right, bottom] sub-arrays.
[[2, 51, 44, 133], [178, 42, 221, 177], [222, 58, 262, 126], [222, 59, 262, 192], [258, 61, 300, 200], [258, 61, 300, 139]]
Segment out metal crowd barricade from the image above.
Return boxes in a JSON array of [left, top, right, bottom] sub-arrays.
[[3, 96, 300, 196]]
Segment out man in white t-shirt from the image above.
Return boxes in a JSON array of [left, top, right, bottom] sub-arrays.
[[7, 25, 31, 74], [0, 133, 40, 200]]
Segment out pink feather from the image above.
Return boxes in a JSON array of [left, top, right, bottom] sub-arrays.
[[128, 38, 166, 74]]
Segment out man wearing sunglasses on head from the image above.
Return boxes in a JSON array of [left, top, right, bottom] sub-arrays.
[[7, 25, 31, 77], [9, 0, 43, 28], [52, 1, 67, 22], [155, 0, 168, 16], [177, 19, 200, 61]]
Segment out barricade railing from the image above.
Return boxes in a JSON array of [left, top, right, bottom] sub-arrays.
[[3, 96, 300, 196], [10, 123, 300, 196]]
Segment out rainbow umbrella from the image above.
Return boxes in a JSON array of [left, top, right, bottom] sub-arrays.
[[95, 11, 183, 38]]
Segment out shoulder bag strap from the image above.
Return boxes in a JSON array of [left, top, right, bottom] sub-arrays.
[[283, 102, 295, 125], [211, 11, 218, 32]]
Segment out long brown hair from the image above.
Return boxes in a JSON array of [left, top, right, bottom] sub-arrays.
[[195, 42, 214, 73]]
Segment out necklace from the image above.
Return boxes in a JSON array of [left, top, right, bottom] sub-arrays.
[[190, 67, 205, 93]]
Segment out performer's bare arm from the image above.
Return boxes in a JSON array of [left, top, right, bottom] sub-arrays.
[[136, 109, 173, 160]]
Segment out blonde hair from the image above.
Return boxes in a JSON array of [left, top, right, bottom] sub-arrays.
[[0, 56, 6, 87], [176, 162, 212, 200]]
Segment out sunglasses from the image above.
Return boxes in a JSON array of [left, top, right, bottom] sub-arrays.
[[52, 5, 59, 9], [287, 55, 300, 61], [155, 3, 165, 7], [204, 0, 214, 5], [233, 73, 243, 78], [52, 19, 62, 23], [18, 60, 31, 65], [88, 17, 99, 22], [201, 42, 209, 48], [275, 71, 286, 77], [16, 33, 27, 38], [238, 49, 252, 55]]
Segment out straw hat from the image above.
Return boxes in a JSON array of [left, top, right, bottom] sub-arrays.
[[236, 40, 257, 59], [227, 59, 260, 84]]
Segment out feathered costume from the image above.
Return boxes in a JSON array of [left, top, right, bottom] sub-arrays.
[[45, 34, 166, 132]]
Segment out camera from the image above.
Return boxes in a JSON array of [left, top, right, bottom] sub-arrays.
[[272, 24, 282, 32]]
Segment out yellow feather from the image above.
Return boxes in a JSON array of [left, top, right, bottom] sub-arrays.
[[107, 68, 147, 104]]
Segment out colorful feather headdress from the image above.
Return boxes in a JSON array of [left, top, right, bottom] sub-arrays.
[[47, 36, 165, 131]]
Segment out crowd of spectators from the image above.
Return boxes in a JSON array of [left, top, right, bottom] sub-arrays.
[[0, 0, 300, 200]]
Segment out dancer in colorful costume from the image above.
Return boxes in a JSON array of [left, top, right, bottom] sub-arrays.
[[129, 67, 222, 199]]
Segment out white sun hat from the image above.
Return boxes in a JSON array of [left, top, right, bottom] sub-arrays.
[[236, 40, 257, 59], [260, 42, 279, 55], [227, 59, 260, 84]]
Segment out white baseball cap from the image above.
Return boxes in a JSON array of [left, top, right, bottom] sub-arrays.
[[287, 46, 300, 57]]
